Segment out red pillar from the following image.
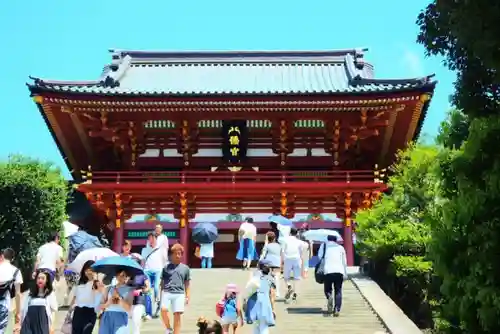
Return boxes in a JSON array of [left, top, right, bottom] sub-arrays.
[[179, 224, 190, 265], [112, 223, 124, 253], [343, 224, 354, 266]]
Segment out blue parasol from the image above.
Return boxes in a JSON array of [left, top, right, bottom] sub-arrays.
[[192, 222, 218, 244], [268, 215, 293, 226], [91, 256, 144, 277]]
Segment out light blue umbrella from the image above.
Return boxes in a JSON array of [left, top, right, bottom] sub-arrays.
[[268, 215, 293, 226], [302, 229, 343, 243], [91, 256, 144, 277]]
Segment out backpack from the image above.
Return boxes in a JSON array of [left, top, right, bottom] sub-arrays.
[[314, 244, 327, 284], [215, 296, 226, 317], [0, 269, 19, 300]]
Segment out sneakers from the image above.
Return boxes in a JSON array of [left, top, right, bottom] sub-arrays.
[[327, 295, 334, 314], [284, 285, 293, 302], [164, 329, 173, 334], [292, 292, 297, 301]]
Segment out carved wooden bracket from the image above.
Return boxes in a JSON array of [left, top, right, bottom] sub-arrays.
[[114, 192, 123, 228], [344, 192, 352, 227], [179, 192, 188, 228]]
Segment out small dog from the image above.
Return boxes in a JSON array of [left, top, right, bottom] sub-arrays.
[[196, 316, 223, 334]]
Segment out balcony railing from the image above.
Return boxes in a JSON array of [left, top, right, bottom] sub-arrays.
[[86, 170, 381, 184]]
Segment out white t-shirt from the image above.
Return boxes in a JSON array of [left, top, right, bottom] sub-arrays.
[[0, 261, 23, 311], [37, 242, 63, 271], [74, 282, 99, 308], [156, 234, 169, 250], [141, 246, 167, 271], [239, 222, 257, 239], [147, 233, 169, 253], [281, 236, 303, 260]]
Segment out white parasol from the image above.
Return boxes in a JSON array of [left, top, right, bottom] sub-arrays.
[[302, 229, 343, 243], [63, 221, 79, 237], [68, 247, 119, 273]]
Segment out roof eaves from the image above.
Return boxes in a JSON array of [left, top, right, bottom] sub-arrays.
[[27, 76, 102, 87], [31, 99, 75, 178], [349, 74, 437, 88], [25, 83, 438, 97]]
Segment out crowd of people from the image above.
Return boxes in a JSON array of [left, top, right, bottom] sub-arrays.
[[0, 219, 349, 334]]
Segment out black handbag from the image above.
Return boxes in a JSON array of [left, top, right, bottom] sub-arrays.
[[314, 244, 327, 284]]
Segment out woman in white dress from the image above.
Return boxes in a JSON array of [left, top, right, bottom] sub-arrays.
[[199, 242, 215, 269], [236, 218, 258, 270]]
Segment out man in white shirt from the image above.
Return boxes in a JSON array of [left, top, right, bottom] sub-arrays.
[[237, 217, 257, 270], [318, 235, 348, 316], [142, 232, 168, 318], [281, 228, 304, 302], [0, 248, 23, 334], [153, 223, 169, 253], [33, 233, 64, 281]]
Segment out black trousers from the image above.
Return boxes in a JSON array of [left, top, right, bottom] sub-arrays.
[[323, 273, 344, 311], [72, 306, 97, 334]]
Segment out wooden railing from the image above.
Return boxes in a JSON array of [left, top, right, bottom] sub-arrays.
[[87, 170, 380, 184]]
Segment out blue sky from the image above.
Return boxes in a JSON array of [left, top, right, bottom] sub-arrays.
[[0, 0, 454, 179]]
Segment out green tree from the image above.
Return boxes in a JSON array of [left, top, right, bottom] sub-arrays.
[[356, 144, 441, 328], [436, 109, 469, 150], [0, 156, 68, 282], [417, 1, 500, 119], [418, 2, 500, 332]]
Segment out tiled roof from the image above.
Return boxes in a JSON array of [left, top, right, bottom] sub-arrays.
[[27, 49, 436, 96]]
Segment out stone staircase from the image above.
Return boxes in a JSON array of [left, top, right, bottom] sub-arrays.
[[47, 269, 387, 333]]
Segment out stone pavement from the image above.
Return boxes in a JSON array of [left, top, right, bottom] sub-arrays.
[[46, 268, 387, 333]]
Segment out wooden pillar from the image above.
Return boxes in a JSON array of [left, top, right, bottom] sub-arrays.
[[343, 192, 354, 266], [112, 221, 124, 253], [113, 192, 124, 253], [179, 192, 190, 264]]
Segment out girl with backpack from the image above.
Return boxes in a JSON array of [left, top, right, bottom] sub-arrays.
[[243, 260, 276, 334], [215, 284, 243, 333]]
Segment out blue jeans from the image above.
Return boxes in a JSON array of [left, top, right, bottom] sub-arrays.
[[201, 257, 213, 269], [145, 294, 153, 316], [145, 270, 162, 301]]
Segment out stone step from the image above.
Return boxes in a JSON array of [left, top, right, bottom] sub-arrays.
[[48, 269, 387, 333]]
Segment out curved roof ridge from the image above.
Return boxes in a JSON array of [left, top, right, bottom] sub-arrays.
[[350, 74, 437, 86], [27, 76, 101, 87], [109, 48, 369, 59]]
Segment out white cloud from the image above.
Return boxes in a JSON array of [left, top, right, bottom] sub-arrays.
[[402, 49, 425, 77]]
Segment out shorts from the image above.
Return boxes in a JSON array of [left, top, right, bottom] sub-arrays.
[[161, 292, 185, 313], [221, 315, 239, 325], [283, 258, 302, 280]]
